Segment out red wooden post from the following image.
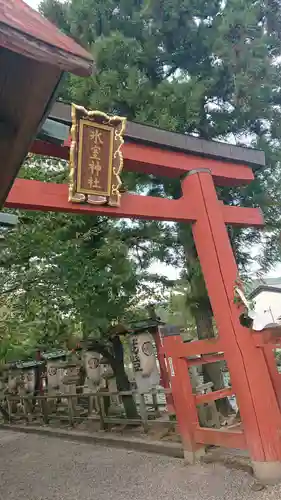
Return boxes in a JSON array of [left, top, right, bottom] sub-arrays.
[[263, 346, 281, 408], [163, 335, 205, 463], [182, 170, 281, 483], [154, 328, 175, 413]]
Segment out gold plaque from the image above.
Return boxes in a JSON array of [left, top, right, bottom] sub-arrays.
[[69, 104, 126, 206]]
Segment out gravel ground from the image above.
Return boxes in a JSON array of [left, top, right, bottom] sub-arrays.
[[1, 430, 281, 500]]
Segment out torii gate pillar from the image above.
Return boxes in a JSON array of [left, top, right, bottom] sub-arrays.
[[164, 168, 281, 483]]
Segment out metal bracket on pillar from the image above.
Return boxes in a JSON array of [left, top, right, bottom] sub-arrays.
[[181, 169, 212, 193], [188, 168, 212, 176]]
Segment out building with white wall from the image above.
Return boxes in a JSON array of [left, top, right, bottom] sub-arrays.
[[250, 278, 281, 329]]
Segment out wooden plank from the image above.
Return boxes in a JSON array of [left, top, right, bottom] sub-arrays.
[[124, 143, 255, 186], [195, 387, 233, 404], [165, 340, 202, 454], [221, 205, 264, 228], [5, 179, 198, 223], [187, 353, 225, 366], [6, 178, 263, 228], [164, 337, 222, 358], [67, 394, 75, 426], [5, 389, 172, 400], [30, 139, 255, 186], [103, 417, 142, 425], [0, 49, 62, 207], [0, 0, 93, 77], [252, 330, 281, 347], [50, 101, 265, 169], [151, 388, 161, 418], [99, 397, 106, 430], [139, 394, 149, 433], [40, 399, 49, 424], [263, 346, 281, 408], [7, 399, 12, 423], [194, 427, 247, 450]]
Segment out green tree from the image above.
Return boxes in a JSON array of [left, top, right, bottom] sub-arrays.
[[38, 0, 281, 409], [0, 156, 170, 417], [3, 0, 281, 417]]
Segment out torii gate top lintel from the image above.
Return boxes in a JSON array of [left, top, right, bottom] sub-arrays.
[[5, 101, 265, 229]]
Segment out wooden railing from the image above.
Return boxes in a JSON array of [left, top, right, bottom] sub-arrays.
[[0, 388, 174, 433]]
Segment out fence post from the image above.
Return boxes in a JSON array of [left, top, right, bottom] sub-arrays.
[[67, 395, 75, 427], [99, 394, 106, 430], [40, 396, 49, 424], [151, 388, 160, 418], [164, 335, 205, 463], [139, 393, 149, 433], [7, 397, 12, 423]]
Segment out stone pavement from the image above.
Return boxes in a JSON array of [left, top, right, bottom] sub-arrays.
[[1, 429, 281, 500]]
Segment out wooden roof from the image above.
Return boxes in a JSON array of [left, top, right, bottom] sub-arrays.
[[0, 0, 94, 76], [0, 0, 94, 207], [49, 101, 265, 168], [249, 285, 281, 300]]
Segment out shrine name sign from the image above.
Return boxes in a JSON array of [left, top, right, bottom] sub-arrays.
[[69, 104, 126, 207]]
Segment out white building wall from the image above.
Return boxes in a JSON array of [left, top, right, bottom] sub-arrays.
[[253, 291, 281, 329]]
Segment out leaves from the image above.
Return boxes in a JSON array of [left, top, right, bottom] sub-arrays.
[[3, 0, 281, 360], [0, 160, 157, 360]]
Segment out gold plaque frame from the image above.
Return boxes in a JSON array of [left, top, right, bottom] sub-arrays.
[[69, 104, 127, 207]]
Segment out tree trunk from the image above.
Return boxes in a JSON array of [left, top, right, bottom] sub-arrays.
[[192, 305, 232, 416], [114, 361, 139, 419], [110, 336, 138, 419], [179, 224, 232, 416]]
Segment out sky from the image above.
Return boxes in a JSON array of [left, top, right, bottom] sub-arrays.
[[23, 0, 281, 282], [25, 0, 39, 7]]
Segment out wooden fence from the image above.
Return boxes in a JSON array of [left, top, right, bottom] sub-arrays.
[[0, 388, 175, 434]]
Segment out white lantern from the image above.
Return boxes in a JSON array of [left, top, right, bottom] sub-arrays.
[[47, 360, 63, 391], [130, 332, 160, 393], [24, 369, 36, 393], [84, 351, 101, 384], [8, 370, 19, 392]]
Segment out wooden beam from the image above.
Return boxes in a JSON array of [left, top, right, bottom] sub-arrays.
[[5, 179, 265, 228], [5, 179, 197, 223], [186, 353, 225, 366], [30, 139, 255, 187], [0, 49, 62, 207], [195, 387, 234, 404], [0, 0, 93, 77], [222, 205, 264, 227], [252, 328, 281, 347], [0, 117, 17, 139], [124, 142, 255, 186], [50, 101, 266, 169], [163, 338, 223, 358], [194, 427, 247, 450]]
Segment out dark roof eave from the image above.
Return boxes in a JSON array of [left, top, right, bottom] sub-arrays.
[[249, 285, 281, 299], [48, 101, 265, 168], [0, 22, 94, 77]]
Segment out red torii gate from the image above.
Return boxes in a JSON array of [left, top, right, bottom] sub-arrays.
[[5, 103, 281, 483]]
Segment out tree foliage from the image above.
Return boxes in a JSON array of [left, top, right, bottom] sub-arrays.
[[40, 0, 281, 272], [1, 159, 156, 358], [2, 0, 281, 371]]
